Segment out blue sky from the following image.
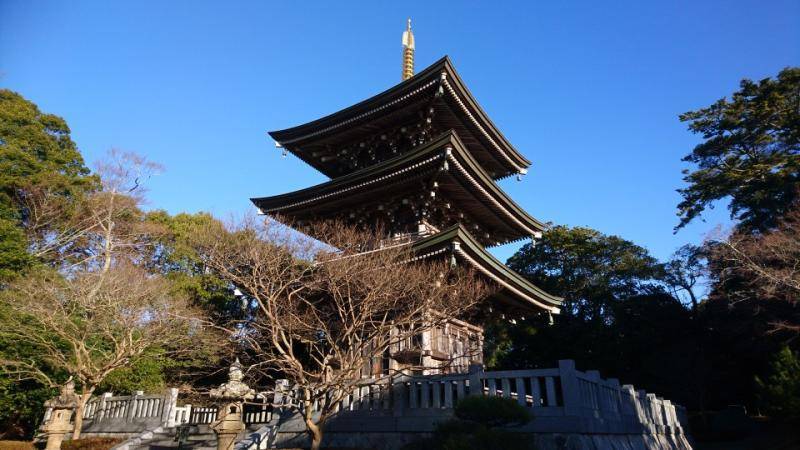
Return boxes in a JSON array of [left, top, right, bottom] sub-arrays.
[[1, 1, 797, 264]]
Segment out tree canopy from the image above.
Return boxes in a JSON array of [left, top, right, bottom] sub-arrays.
[[491, 225, 703, 411], [676, 67, 800, 232], [506, 225, 664, 322], [0, 89, 98, 280]]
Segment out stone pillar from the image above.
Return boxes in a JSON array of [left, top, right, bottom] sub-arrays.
[[43, 408, 74, 450], [273, 379, 291, 408], [162, 388, 179, 427], [558, 359, 583, 418], [392, 375, 409, 416], [126, 391, 142, 421], [210, 402, 246, 450], [96, 392, 112, 421], [467, 363, 483, 396]]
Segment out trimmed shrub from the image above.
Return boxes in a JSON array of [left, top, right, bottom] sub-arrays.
[[402, 396, 534, 450], [454, 395, 530, 427]]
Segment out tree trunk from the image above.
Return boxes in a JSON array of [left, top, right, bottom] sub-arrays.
[[687, 288, 699, 314], [305, 416, 323, 450], [71, 391, 93, 440]]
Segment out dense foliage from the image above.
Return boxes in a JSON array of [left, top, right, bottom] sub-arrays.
[[676, 67, 800, 232], [490, 226, 702, 410], [490, 67, 800, 426], [0, 89, 97, 280], [0, 93, 231, 439], [756, 347, 800, 418]]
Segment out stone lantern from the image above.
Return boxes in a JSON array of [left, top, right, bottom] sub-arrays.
[[42, 380, 78, 450], [209, 359, 255, 450]]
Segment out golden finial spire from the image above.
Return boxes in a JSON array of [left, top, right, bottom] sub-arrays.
[[401, 18, 415, 80]]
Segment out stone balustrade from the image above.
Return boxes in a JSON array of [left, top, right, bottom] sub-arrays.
[[40, 360, 692, 449], [41, 389, 183, 438], [266, 360, 692, 449]]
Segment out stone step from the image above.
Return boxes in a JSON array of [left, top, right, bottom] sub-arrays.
[[186, 435, 216, 441], [147, 446, 216, 450], [145, 440, 216, 449]]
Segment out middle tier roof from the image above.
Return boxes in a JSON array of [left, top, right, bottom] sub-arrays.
[[252, 131, 546, 246]]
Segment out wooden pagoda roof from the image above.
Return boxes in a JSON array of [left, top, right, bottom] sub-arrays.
[[412, 224, 562, 314], [268, 56, 531, 180], [252, 131, 547, 246]]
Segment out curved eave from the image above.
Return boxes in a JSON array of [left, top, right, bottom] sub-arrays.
[[413, 224, 562, 313], [251, 131, 546, 239], [437, 57, 531, 170], [268, 56, 530, 177], [269, 57, 451, 143]]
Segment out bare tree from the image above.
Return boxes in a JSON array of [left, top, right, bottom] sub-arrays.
[[193, 218, 489, 450], [17, 149, 163, 272], [0, 150, 211, 438], [0, 264, 205, 438], [711, 205, 800, 332]]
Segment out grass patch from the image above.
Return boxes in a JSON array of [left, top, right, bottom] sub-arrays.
[[61, 438, 123, 450], [0, 441, 35, 450]]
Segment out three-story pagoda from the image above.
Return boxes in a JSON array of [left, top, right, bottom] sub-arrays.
[[252, 21, 562, 375]]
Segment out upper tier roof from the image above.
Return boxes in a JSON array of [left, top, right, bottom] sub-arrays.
[[252, 131, 547, 246], [269, 56, 531, 180]]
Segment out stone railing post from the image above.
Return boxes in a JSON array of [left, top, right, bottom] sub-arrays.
[[585, 370, 602, 414], [467, 364, 483, 396], [97, 392, 112, 422], [638, 390, 653, 432], [607, 378, 622, 418], [392, 375, 409, 416], [620, 385, 638, 426], [662, 399, 675, 433], [273, 379, 291, 409], [558, 360, 583, 417], [126, 391, 143, 421], [162, 388, 179, 427]]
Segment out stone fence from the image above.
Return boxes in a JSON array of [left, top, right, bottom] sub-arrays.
[[266, 360, 692, 449], [41, 389, 185, 438], [41, 360, 692, 449]]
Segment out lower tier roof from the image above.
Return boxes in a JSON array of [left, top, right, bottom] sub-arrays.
[[412, 224, 562, 314]]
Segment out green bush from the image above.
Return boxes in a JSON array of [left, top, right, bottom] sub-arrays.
[[454, 395, 530, 427], [402, 396, 534, 450], [756, 346, 800, 418], [61, 438, 123, 450], [0, 441, 35, 450]]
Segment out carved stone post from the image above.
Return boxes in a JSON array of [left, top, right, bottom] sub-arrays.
[[209, 359, 255, 450], [43, 408, 73, 450], [211, 402, 246, 450], [42, 380, 78, 450]]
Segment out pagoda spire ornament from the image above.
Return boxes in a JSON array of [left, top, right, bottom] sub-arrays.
[[401, 18, 415, 80]]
